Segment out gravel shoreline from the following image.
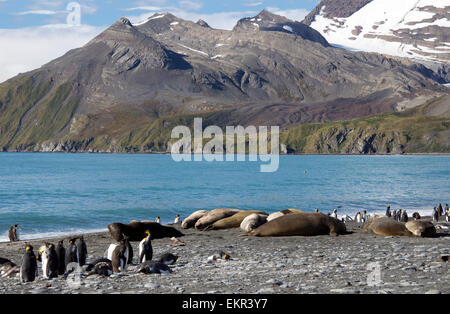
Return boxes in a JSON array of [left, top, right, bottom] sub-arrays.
[[0, 221, 449, 294]]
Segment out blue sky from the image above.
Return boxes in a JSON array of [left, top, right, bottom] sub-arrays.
[[0, 0, 320, 82]]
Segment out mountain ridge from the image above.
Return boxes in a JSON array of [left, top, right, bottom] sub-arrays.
[[0, 10, 448, 154]]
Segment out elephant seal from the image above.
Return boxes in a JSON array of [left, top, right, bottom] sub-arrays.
[[108, 221, 183, 242], [181, 210, 209, 229], [362, 216, 412, 237], [266, 209, 304, 222], [240, 213, 268, 232], [209, 210, 268, 230], [195, 208, 242, 230], [405, 220, 436, 237], [244, 213, 346, 237]]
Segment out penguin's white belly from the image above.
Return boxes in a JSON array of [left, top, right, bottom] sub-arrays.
[[139, 240, 145, 262], [42, 255, 49, 278], [107, 244, 118, 261]]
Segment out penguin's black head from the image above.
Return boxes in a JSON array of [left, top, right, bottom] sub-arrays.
[[25, 244, 33, 252], [69, 238, 77, 244]]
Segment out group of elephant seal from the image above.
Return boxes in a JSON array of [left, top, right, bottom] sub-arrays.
[[362, 216, 436, 237], [194, 208, 242, 230], [244, 212, 347, 237], [181, 209, 270, 231], [181, 210, 209, 229], [209, 210, 268, 230], [166, 207, 440, 239], [181, 209, 348, 237], [108, 221, 183, 242]]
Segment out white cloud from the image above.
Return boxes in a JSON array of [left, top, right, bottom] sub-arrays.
[[178, 0, 203, 11], [244, 1, 263, 7], [0, 24, 105, 83], [123, 6, 163, 11], [14, 10, 59, 15]]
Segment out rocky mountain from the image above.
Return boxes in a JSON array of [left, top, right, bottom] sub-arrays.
[[304, 0, 450, 65], [0, 10, 448, 153]]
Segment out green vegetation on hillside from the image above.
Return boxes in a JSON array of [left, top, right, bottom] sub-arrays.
[[0, 78, 448, 154]]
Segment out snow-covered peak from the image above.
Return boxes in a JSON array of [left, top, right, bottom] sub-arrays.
[[307, 0, 450, 65]]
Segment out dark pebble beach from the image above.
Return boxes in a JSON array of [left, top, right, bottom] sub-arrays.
[[0, 220, 449, 294]]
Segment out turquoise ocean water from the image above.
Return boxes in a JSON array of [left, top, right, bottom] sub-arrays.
[[0, 153, 448, 241]]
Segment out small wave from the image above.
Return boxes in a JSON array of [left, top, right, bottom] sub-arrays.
[[0, 228, 108, 243]]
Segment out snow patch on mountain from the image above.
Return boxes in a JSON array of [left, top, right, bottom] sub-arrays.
[[309, 0, 450, 64]]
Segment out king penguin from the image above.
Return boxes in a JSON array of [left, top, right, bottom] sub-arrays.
[[386, 206, 391, 218], [401, 210, 408, 223], [111, 239, 129, 273], [56, 240, 66, 275], [139, 231, 153, 263], [433, 207, 439, 222], [8, 224, 19, 242], [65, 238, 79, 267], [396, 209, 402, 222], [158, 253, 178, 265], [355, 212, 362, 223], [39, 243, 58, 279], [174, 214, 181, 224], [20, 244, 38, 283], [76, 236, 88, 266], [137, 261, 172, 274]]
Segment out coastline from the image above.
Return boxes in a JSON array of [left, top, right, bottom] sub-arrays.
[[1, 221, 449, 294], [1, 151, 450, 156], [0, 207, 443, 244]]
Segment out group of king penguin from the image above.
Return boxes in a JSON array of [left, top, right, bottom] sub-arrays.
[[14, 230, 179, 282], [97, 230, 177, 276], [19, 237, 87, 283]]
